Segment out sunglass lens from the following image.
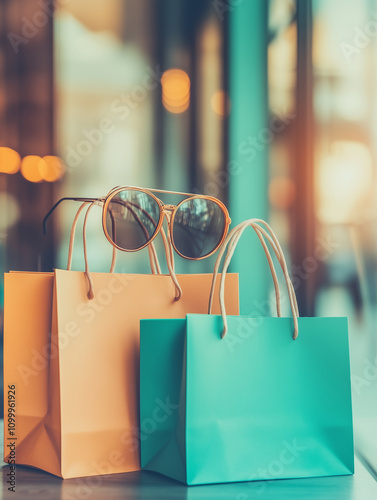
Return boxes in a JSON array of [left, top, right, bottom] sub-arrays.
[[105, 190, 161, 250], [172, 198, 226, 259]]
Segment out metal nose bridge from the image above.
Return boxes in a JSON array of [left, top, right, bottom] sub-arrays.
[[161, 205, 175, 225], [162, 204, 175, 213]]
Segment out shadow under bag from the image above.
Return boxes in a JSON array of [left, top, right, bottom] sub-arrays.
[[140, 218, 354, 485]]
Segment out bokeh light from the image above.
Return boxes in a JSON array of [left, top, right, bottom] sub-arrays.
[[269, 176, 296, 209], [0, 192, 21, 231], [161, 69, 190, 114], [0, 147, 21, 174], [38, 156, 66, 182], [21, 155, 44, 183], [211, 90, 230, 117]]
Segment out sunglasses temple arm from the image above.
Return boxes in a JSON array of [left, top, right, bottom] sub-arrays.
[[128, 201, 159, 228], [110, 199, 159, 230], [42, 197, 100, 235], [108, 200, 155, 243]]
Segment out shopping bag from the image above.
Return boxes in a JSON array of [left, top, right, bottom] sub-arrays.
[[2, 203, 93, 477], [2, 203, 112, 476], [3, 271, 55, 475], [3, 202, 239, 479], [140, 218, 354, 485]]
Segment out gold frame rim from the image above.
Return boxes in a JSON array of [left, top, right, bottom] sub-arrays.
[[169, 195, 231, 260], [101, 186, 231, 260], [102, 187, 164, 253]]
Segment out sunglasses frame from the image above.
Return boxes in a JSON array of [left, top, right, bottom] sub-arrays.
[[43, 185, 231, 261], [102, 186, 231, 260]]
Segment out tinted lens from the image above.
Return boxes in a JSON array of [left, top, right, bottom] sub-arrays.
[[105, 190, 161, 250], [172, 198, 226, 259]]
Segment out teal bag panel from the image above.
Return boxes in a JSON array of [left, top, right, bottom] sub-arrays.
[[140, 318, 187, 483], [185, 315, 354, 486]]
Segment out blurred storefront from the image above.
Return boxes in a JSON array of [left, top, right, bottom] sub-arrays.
[[0, 0, 377, 468]]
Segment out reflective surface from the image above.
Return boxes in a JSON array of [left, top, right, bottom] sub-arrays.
[[172, 198, 226, 259], [106, 190, 161, 250], [1, 456, 376, 500]]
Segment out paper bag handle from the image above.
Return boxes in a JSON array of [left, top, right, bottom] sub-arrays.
[[67, 201, 182, 301], [67, 202, 164, 275], [67, 202, 117, 273], [208, 219, 299, 339]]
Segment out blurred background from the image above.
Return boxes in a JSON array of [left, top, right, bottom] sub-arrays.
[[0, 0, 376, 473]]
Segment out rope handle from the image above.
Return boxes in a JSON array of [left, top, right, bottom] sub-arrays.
[[208, 220, 286, 318], [67, 201, 90, 271], [208, 219, 299, 339], [67, 201, 117, 274], [66, 202, 182, 301], [159, 221, 182, 301]]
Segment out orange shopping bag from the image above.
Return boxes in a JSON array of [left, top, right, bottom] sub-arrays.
[[3, 202, 239, 478]]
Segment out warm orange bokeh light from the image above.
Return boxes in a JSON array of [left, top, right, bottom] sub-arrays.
[[269, 177, 296, 210], [38, 156, 65, 182], [0, 147, 21, 174], [161, 69, 190, 114], [211, 90, 230, 117], [21, 156, 44, 183]]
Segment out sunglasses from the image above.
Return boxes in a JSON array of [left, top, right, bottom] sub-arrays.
[[43, 186, 231, 260]]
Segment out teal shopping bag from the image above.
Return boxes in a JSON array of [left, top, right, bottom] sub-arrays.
[[140, 219, 354, 485]]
